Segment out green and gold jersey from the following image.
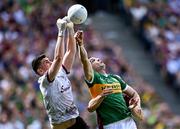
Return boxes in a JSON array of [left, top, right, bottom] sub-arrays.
[[86, 71, 131, 125]]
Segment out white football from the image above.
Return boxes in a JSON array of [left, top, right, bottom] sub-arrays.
[[67, 4, 88, 24]]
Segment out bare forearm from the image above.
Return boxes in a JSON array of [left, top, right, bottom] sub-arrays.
[[67, 27, 76, 53], [131, 106, 144, 121], [79, 45, 88, 62], [48, 35, 64, 81], [75, 30, 93, 81], [75, 30, 89, 65], [61, 27, 76, 72], [78, 45, 93, 81], [54, 18, 66, 60], [88, 95, 105, 112], [54, 36, 64, 59], [47, 18, 66, 81], [79, 46, 90, 71]]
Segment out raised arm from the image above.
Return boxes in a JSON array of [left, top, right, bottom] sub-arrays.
[[75, 30, 93, 81], [62, 21, 76, 73], [47, 18, 66, 81]]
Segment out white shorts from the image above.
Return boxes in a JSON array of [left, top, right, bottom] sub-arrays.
[[103, 117, 137, 129]]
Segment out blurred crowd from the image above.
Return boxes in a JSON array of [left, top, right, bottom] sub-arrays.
[[0, 0, 180, 129], [119, 0, 180, 94]]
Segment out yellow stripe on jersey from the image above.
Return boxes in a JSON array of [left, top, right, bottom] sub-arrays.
[[89, 83, 122, 98]]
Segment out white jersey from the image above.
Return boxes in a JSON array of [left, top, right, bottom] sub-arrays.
[[38, 67, 79, 124]]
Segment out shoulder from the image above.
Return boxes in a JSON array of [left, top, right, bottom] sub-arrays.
[[38, 72, 54, 88], [111, 74, 122, 79], [57, 65, 69, 76], [38, 74, 49, 88], [39, 66, 68, 84]]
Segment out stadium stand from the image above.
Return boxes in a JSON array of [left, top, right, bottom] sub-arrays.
[[0, 0, 180, 129], [119, 0, 180, 94]]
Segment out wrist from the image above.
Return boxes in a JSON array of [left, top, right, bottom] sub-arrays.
[[98, 94, 106, 99], [67, 27, 74, 34], [58, 30, 65, 37]]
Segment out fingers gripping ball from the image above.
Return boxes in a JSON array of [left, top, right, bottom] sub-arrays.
[[56, 18, 67, 31], [67, 4, 88, 24]]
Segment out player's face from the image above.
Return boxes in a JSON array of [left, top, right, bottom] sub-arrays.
[[38, 57, 52, 75], [41, 57, 52, 70], [89, 57, 105, 71]]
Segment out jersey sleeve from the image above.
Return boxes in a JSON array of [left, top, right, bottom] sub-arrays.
[[113, 75, 127, 91]]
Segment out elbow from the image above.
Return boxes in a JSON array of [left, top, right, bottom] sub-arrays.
[[67, 50, 76, 58], [54, 55, 63, 62], [131, 107, 145, 121], [70, 49, 76, 55], [137, 113, 145, 121], [86, 76, 92, 82], [80, 58, 89, 64], [68, 46, 76, 54], [87, 106, 95, 112]]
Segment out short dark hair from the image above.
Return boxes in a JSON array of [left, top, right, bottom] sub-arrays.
[[32, 54, 46, 74]]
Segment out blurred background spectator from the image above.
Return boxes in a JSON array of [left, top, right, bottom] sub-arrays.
[[0, 0, 180, 129], [118, 0, 180, 94]]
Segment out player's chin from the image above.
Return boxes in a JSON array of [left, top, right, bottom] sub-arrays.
[[100, 64, 106, 69]]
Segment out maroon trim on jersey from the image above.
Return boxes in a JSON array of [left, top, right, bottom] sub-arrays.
[[62, 64, 70, 74], [96, 111, 104, 129]]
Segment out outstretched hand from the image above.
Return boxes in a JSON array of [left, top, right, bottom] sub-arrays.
[[74, 30, 84, 46], [128, 94, 140, 109], [56, 18, 67, 32], [62, 16, 74, 29]]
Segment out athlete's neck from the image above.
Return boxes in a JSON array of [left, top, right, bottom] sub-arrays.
[[98, 70, 107, 75]]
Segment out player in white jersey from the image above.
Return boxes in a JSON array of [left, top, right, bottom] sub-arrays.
[[32, 18, 89, 129]]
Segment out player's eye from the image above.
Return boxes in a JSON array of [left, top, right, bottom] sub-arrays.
[[90, 59, 95, 63], [44, 60, 49, 64]]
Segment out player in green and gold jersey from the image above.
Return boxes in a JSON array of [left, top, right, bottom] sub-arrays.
[[75, 30, 144, 129]]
